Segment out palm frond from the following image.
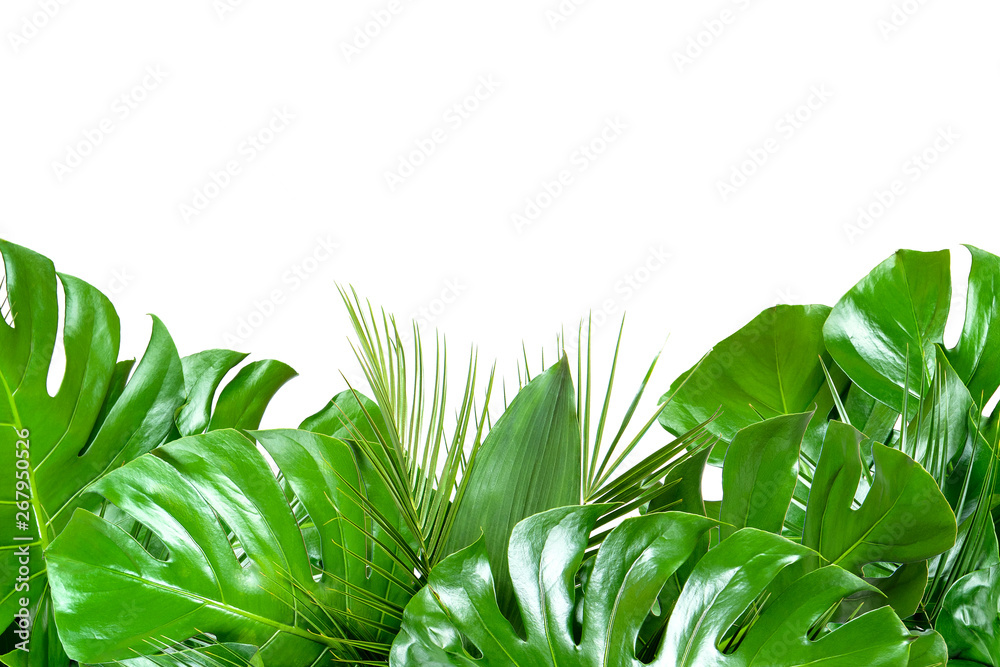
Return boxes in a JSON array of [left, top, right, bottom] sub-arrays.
[[337, 285, 494, 574]]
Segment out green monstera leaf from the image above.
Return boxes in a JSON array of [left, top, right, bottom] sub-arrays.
[[45, 428, 413, 665], [0, 241, 186, 666], [802, 420, 957, 619], [718, 411, 812, 541], [0, 241, 295, 666], [391, 505, 915, 666], [658, 304, 842, 465], [824, 245, 1000, 417], [824, 249, 952, 414], [175, 349, 296, 437]]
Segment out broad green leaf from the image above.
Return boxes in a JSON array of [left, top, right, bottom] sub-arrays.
[[0, 241, 185, 658], [824, 249, 951, 412], [803, 421, 956, 616], [445, 355, 581, 619], [658, 304, 839, 464], [906, 630, 949, 667], [947, 245, 1000, 405], [46, 429, 410, 665], [391, 506, 913, 666], [937, 564, 1000, 666], [647, 443, 711, 518], [720, 411, 811, 540]]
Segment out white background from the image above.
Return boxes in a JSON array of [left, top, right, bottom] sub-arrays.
[[2, 0, 997, 496]]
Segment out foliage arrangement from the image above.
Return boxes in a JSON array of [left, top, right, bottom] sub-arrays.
[[1, 239, 998, 666]]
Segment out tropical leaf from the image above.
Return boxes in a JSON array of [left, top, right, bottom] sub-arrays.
[[947, 245, 1000, 405], [335, 286, 493, 577], [390, 505, 914, 666], [936, 564, 1000, 666], [0, 240, 186, 666], [444, 355, 580, 619], [719, 411, 812, 540], [802, 420, 956, 618], [658, 304, 841, 464], [176, 350, 296, 437], [823, 249, 951, 413], [906, 630, 949, 667], [45, 428, 412, 665]]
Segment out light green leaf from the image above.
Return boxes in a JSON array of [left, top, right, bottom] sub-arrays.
[[658, 304, 839, 464], [824, 249, 951, 412], [46, 429, 410, 665]]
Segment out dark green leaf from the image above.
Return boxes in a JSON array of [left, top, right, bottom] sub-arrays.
[[937, 564, 1000, 666], [445, 355, 580, 620], [391, 506, 913, 666], [803, 421, 956, 615]]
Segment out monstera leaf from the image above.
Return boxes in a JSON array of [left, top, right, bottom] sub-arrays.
[[390, 505, 915, 666], [0, 241, 186, 666], [718, 411, 811, 541], [658, 304, 842, 465], [824, 246, 1000, 417], [802, 420, 956, 619], [175, 349, 296, 437], [824, 249, 951, 413], [45, 428, 413, 665], [0, 241, 295, 666]]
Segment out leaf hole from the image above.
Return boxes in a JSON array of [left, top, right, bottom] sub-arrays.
[[214, 510, 253, 570], [0, 251, 14, 328], [101, 501, 170, 562], [943, 245, 972, 349], [45, 275, 67, 398]]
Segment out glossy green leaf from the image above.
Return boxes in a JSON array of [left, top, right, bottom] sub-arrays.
[[658, 304, 838, 464], [803, 421, 956, 616], [0, 240, 185, 658], [445, 355, 581, 619], [300, 389, 389, 442], [720, 411, 812, 540], [906, 630, 949, 667], [937, 564, 1000, 666], [205, 359, 297, 432], [174, 349, 248, 436], [903, 346, 973, 494], [824, 249, 951, 412], [391, 506, 913, 666], [947, 245, 1000, 405], [46, 429, 410, 665]]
